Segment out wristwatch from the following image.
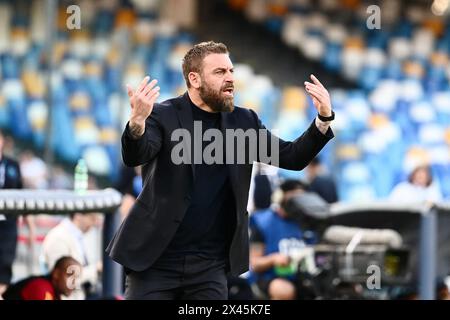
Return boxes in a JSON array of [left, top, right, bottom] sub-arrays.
[[317, 110, 335, 121]]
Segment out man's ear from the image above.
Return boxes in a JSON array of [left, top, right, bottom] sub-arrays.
[[51, 269, 59, 281], [188, 72, 201, 89]]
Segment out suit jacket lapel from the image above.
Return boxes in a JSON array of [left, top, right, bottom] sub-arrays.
[[174, 92, 195, 177]]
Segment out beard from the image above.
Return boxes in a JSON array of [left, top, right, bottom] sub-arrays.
[[199, 81, 234, 113]]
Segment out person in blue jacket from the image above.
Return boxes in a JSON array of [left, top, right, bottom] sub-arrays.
[[249, 179, 313, 300]]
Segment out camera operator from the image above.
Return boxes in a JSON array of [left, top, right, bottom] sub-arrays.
[[249, 179, 317, 300]]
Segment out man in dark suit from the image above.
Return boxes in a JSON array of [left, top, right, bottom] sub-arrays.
[[106, 41, 335, 299]]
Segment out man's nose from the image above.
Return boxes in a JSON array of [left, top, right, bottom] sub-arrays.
[[225, 70, 234, 83]]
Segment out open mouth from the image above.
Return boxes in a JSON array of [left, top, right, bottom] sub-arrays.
[[222, 88, 234, 97]]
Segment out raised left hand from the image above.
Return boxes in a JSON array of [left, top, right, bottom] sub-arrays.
[[304, 74, 332, 117]]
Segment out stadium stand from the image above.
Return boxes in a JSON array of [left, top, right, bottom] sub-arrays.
[[226, 0, 450, 201]]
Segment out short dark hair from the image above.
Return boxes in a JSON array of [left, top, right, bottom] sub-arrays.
[[53, 256, 80, 271], [279, 179, 308, 193], [182, 41, 229, 88], [408, 165, 433, 187]]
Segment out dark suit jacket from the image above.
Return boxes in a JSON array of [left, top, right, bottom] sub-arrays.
[[106, 92, 334, 276]]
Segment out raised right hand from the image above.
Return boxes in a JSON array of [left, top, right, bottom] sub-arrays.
[[127, 76, 160, 137]]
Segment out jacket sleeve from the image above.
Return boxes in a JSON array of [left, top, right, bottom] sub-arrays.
[[121, 106, 163, 167], [250, 109, 334, 170]]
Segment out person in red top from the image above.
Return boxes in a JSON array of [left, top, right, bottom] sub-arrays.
[[1, 256, 82, 300]]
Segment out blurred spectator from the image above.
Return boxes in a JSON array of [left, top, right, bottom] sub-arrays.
[[247, 163, 279, 213], [19, 150, 48, 189], [2, 135, 17, 158], [437, 280, 450, 300], [41, 213, 101, 300], [389, 165, 442, 203], [391, 286, 418, 300], [48, 166, 72, 190], [18, 149, 49, 275], [306, 157, 338, 203], [249, 179, 308, 300], [0, 130, 24, 298], [253, 174, 273, 210], [391, 279, 450, 300], [2, 256, 82, 300]]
